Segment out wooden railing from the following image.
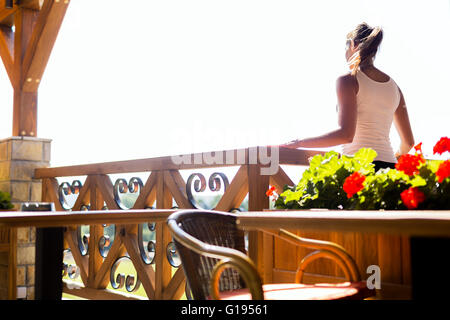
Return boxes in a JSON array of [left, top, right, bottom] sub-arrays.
[[30, 147, 321, 300]]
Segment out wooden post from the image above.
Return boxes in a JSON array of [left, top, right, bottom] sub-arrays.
[[87, 175, 105, 289], [155, 171, 173, 299], [0, 0, 70, 137], [13, 8, 39, 137], [247, 163, 270, 280]]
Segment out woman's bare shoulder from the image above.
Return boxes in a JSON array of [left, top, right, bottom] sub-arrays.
[[336, 73, 358, 91]]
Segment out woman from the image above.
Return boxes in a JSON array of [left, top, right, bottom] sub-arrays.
[[281, 23, 415, 171]]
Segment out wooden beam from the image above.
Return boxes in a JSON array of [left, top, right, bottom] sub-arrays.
[[0, 2, 18, 27], [20, 0, 44, 11], [214, 165, 248, 211], [122, 233, 156, 299], [12, 8, 39, 136], [23, 0, 70, 92], [63, 280, 145, 300], [163, 170, 194, 209], [0, 26, 14, 83]]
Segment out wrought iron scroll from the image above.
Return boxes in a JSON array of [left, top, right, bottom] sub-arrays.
[[186, 172, 229, 209], [113, 177, 144, 210], [58, 180, 83, 210], [138, 222, 156, 265], [166, 241, 181, 268], [110, 256, 141, 292], [99, 224, 115, 258]]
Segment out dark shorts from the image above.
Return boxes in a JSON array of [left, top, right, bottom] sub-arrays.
[[373, 160, 396, 171]]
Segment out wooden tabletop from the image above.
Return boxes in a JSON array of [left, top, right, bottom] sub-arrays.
[[236, 210, 450, 237], [0, 209, 176, 228]]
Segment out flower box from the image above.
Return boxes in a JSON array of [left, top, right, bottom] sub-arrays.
[[265, 137, 450, 299]]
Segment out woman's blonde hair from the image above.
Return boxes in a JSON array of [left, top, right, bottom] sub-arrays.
[[347, 23, 383, 75]]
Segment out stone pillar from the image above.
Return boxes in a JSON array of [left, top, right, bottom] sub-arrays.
[[0, 137, 51, 300]]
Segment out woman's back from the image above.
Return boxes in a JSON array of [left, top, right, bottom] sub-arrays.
[[342, 68, 401, 163]]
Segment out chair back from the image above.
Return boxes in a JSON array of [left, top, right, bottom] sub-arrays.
[[167, 210, 247, 300]]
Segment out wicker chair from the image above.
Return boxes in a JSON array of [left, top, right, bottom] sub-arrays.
[[167, 210, 374, 300]]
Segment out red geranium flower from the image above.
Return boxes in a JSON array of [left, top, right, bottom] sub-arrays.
[[436, 160, 450, 183], [395, 153, 425, 176], [433, 137, 450, 155], [414, 142, 423, 155], [343, 172, 366, 198], [400, 187, 425, 209], [266, 185, 276, 197]]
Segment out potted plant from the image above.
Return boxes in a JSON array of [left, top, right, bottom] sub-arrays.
[[264, 137, 450, 299], [0, 190, 14, 210], [270, 137, 450, 210]]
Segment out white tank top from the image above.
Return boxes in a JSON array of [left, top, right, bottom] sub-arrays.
[[342, 70, 401, 163]]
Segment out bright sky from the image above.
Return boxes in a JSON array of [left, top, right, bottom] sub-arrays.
[[1, 0, 449, 167]]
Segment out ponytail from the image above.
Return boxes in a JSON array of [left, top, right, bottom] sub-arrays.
[[347, 23, 383, 74], [359, 26, 383, 63]]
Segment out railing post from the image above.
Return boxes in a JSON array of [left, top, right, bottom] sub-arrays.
[[155, 171, 173, 299], [87, 175, 105, 289], [247, 163, 270, 280]]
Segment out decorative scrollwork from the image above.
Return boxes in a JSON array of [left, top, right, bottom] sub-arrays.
[[110, 256, 141, 292], [58, 180, 83, 210], [98, 224, 115, 258], [138, 223, 156, 265], [62, 249, 80, 280], [186, 172, 229, 209], [77, 225, 89, 256], [113, 177, 144, 209], [62, 262, 80, 279], [166, 241, 181, 268]]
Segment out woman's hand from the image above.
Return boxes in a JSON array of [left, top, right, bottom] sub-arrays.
[[279, 139, 301, 149]]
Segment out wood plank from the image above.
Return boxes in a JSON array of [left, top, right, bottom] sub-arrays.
[[23, 0, 70, 92], [154, 171, 173, 299], [64, 228, 89, 285], [247, 164, 270, 280], [262, 233, 274, 283], [12, 9, 39, 136], [377, 234, 403, 284], [354, 232, 378, 281], [330, 231, 355, 278], [236, 211, 450, 237], [63, 280, 145, 300], [162, 267, 185, 300], [132, 171, 157, 209], [93, 233, 126, 289], [0, 209, 176, 228], [19, 0, 43, 11], [20, 0, 52, 87], [42, 177, 64, 211], [401, 236, 411, 285], [87, 176, 104, 288], [0, 26, 14, 84], [121, 232, 156, 300], [269, 166, 295, 191], [163, 170, 193, 209], [214, 165, 248, 212], [0, 4, 18, 27], [95, 174, 120, 210], [70, 176, 92, 211], [34, 148, 327, 179]]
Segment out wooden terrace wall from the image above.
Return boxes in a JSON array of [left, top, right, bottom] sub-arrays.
[[28, 147, 411, 299]]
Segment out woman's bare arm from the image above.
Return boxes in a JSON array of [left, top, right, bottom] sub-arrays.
[[393, 88, 415, 157], [281, 74, 358, 148]]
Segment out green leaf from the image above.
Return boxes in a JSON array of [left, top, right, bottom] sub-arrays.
[[410, 176, 427, 187]]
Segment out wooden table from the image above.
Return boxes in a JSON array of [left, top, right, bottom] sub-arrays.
[[236, 210, 450, 300], [0, 209, 176, 300]]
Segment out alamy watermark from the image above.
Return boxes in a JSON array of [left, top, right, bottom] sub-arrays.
[[366, 265, 381, 290], [171, 146, 280, 176]]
